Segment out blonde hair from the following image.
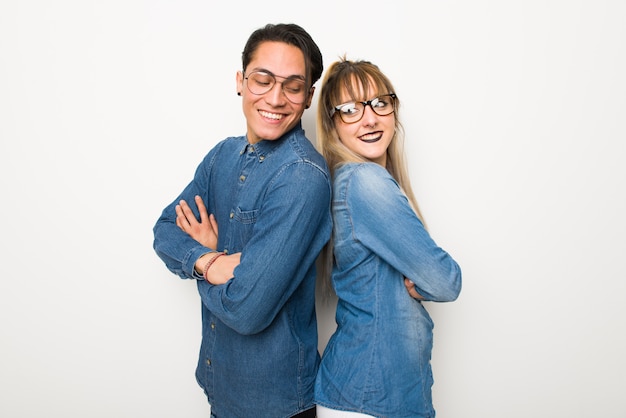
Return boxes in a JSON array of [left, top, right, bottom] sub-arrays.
[[316, 56, 425, 297]]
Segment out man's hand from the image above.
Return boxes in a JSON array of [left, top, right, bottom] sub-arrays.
[[176, 195, 218, 250], [196, 252, 242, 285]]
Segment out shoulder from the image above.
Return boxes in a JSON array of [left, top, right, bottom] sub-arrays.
[[202, 135, 246, 158], [284, 127, 328, 169], [335, 163, 396, 190], [334, 163, 402, 209], [196, 135, 246, 171], [218, 135, 247, 152], [262, 129, 329, 183]]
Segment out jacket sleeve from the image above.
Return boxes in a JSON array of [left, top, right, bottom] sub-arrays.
[[347, 164, 462, 302]]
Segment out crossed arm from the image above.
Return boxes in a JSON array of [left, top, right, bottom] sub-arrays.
[[177, 195, 421, 298], [175, 195, 240, 285]]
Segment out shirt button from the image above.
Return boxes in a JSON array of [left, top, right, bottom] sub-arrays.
[[239, 175, 246, 182], [211, 323, 215, 330], [259, 156, 265, 161], [229, 212, 234, 219], [206, 359, 211, 366]]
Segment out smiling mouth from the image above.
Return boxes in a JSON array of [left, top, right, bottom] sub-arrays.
[[359, 132, 382, 143], [259, 110, 284, 120]]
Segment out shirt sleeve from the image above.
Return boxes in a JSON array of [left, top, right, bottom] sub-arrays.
[[197, 160, 332, 335], [152, 147, 219, 279], [346, 163, 462, 302]]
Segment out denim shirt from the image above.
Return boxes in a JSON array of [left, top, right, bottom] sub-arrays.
[[153, 123, 332, 418], [314, 163, 461, 418]]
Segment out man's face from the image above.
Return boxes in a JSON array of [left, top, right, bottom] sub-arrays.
[[237, 41, 312, 144]]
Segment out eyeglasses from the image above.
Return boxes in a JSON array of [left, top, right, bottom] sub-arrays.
[[330, 93, 397, 124], [243, 71, 308, 104]]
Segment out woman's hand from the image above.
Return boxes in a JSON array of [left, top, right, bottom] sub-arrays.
[[176, 195, 218, 250], [404, 277, 425, 300]]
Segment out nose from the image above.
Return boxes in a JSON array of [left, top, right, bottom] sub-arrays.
[[265, 82, 287, 105], [361, 104, 378, 125]]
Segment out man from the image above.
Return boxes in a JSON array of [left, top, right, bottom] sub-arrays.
[[153, 23, 330, 418]]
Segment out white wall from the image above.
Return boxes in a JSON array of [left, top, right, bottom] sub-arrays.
[[1, 1, 624, 417]]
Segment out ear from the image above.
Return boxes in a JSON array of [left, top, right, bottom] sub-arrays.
[[305, 86, 315, 109], [236, 71, 244, 96]]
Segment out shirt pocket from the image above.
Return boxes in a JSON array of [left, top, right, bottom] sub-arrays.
[[230, 207, 258, 246]]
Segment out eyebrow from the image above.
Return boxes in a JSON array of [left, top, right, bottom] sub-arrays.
[[249, 68, 306, 81]]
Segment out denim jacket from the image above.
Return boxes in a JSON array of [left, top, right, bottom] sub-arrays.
[[153, 123, 332, 418], [315, 163, 461, 418]]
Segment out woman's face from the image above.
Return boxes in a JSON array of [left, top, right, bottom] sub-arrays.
[[333, 89, 395, 167]]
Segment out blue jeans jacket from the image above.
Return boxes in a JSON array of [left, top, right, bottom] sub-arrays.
[[315, 163, 461, 418], [154, 123, 332, 418]]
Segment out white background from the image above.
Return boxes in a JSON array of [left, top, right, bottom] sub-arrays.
[[1, 1, 625, 417]]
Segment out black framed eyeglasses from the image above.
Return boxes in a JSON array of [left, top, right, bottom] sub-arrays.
[[243, 71, 308, 104], [330, 93, 397, 124]]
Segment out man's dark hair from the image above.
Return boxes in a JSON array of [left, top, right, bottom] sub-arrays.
[[242, 23, 323, 88]]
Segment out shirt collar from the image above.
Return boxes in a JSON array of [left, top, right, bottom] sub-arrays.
[[240, 121, 303, 162]]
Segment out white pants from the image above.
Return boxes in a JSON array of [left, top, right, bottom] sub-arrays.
[[316, 405, 376, 418]]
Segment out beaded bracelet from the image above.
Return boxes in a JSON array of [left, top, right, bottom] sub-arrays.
[[203, 252, 225, 281]]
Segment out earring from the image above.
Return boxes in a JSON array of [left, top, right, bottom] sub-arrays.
[[237, 92, 241, 96]]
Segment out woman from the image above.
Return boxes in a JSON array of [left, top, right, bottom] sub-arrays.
[[314, 57, 462, 418]]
